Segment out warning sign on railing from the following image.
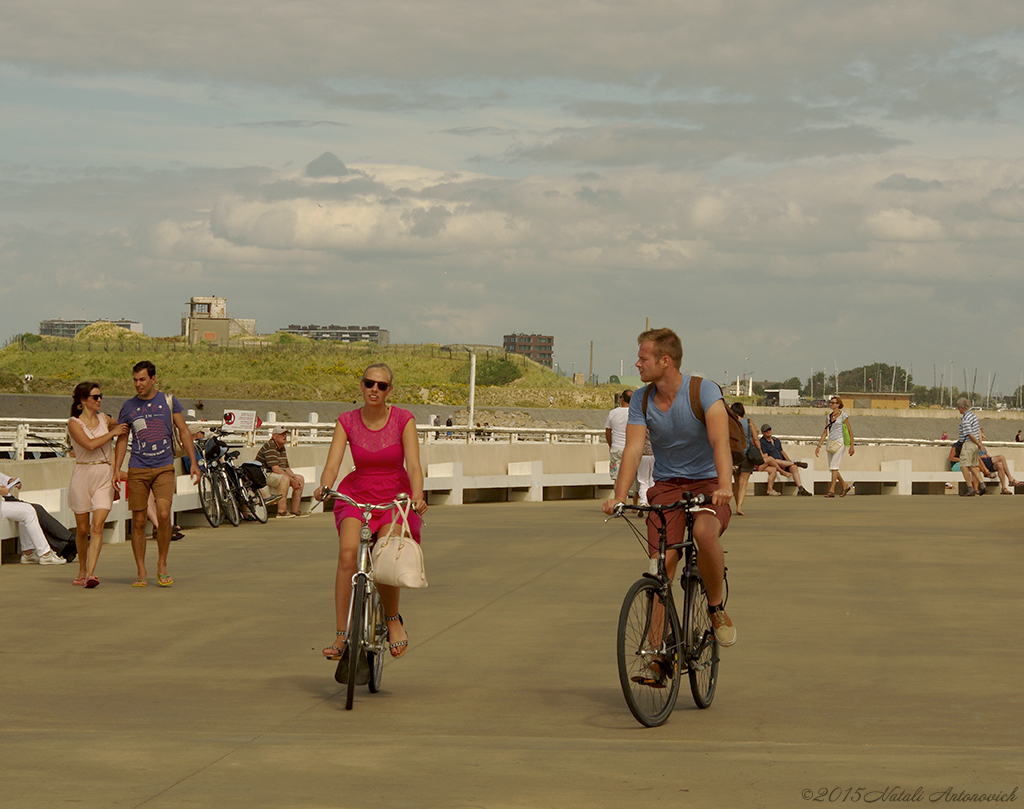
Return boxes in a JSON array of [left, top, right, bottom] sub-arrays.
[[222, 410, 259, 432]]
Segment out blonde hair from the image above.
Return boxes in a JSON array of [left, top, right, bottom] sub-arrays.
[[363, 363, 394, 383], [638, 328, 682, 369]]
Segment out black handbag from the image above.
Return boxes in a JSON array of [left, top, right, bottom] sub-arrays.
[[744, 420, 764, 465]]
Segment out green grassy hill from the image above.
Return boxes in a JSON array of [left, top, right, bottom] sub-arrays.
[[1, 327, 616, 409]]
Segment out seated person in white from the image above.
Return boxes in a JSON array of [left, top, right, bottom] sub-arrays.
[[0, 472, 67, 565]]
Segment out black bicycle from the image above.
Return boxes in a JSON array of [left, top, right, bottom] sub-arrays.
[[197, 428, 269, 527], [609, 494, 725, 726]]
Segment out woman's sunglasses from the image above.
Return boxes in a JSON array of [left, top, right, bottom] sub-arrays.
[[88, 394, 104, 400], [362, 379, 390, 392]]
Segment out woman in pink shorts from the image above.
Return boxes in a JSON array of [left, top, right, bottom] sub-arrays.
[[67, 381, 127, 588]]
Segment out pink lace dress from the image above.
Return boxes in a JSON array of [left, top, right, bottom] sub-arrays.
[[333, 406, 422, 542]]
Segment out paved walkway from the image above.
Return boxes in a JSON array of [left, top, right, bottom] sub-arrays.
[[2, 496, 1021, 808]]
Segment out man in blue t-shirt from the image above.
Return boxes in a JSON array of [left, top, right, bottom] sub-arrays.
[[112, 360, 200, 587], [602, 328, 736, 648]]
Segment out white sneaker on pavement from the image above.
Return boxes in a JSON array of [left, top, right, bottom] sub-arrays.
[[20, 551, 40, 564], [37, 550, 67, 565]]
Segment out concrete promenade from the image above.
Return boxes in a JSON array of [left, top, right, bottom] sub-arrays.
[[1, 496, 1021, 808]]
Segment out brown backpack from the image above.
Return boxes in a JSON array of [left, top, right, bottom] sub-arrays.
[[642, 377, 747, 465]]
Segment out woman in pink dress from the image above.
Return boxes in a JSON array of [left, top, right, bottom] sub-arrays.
[[67, 381, 128, 588], [315, 363, 427, 663]]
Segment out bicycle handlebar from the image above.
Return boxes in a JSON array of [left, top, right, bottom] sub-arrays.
[[318, 487, 411, 513], [611, 493, 710, 518]]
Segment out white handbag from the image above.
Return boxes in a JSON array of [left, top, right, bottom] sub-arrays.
[[371, 498, 428, 589]]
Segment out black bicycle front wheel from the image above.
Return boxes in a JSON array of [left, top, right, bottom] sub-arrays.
[[617, 577, 682, 727], [344, 575, 366, 710], [684, 574, 720, 709], [199, 471, 222, 527], [367, 588, 384, 693], [216, 471, 240, 526]]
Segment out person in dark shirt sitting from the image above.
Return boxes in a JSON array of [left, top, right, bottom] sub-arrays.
[[759, 424, 812, 496]]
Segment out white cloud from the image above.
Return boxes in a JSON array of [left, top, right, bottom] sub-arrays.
[[862, 208, 945, 241]]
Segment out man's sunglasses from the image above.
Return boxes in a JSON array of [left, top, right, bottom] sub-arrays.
[[362, 379, 390, 392]]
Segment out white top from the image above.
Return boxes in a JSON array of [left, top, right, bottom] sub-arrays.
[[605, 406, 630, 450]]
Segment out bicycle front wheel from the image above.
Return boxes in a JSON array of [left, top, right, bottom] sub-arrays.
[[617, 577, 682, 727], [215, 471, 240, 527], [199, 472, 222, 527], [684, 574, 719, 709], [344, 575, 367, 710]]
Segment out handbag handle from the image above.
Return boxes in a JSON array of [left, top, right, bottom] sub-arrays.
[[380, 496, 413, 546]]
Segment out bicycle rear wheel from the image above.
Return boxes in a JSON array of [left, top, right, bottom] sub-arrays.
[[243, 481, 268, 523], [617, 577, 681, 727], [215, 470, 240, 526], [367, 588, 385, 693], [684, 574, 719, 709], [345, 575, 367, 710], [199, 472, 222, 527]]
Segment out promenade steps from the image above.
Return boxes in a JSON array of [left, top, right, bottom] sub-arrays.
[[3, 442, 1021, 561]]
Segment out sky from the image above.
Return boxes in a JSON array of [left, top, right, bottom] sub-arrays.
[[2, 1, 1024, 394]]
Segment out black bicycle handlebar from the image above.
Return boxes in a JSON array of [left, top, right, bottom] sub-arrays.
[[612, 493, 709, 517]]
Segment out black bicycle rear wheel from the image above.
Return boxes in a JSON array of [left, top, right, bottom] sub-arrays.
[[243, 481, 268, 523], [345, 575, 366, 710], [684, 574, 719, 709], [216, 471, 240, 526], [617, 577, 681, 727], [199, 471, 221, 527], [367, 589, 384, 693]]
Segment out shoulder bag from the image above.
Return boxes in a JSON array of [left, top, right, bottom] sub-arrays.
[[165, 393, 185, 458], [744, 419, 764, 465], [372, 497, 428, 589]]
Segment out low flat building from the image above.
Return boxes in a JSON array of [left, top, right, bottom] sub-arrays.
[[39, 319, 143, 338], [280, 324, 390, 345]]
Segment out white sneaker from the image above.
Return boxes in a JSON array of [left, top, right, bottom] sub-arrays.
[[37, 550, 67, 565], [276, 512, 296, 519], [20, 551, 40, 565]]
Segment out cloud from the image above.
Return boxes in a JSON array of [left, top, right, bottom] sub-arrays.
[[305, 152, 350, 178], [876, 173, 946, 192], [863, 208, 945, 241]]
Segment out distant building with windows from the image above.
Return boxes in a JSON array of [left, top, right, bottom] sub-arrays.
[[502, 333, 554, 367], [280, 324, 390, 345], [181, 296, 256, 345], [39, 318, 143, 338]]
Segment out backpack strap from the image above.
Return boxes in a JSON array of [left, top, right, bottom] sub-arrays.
[[641, 383, 656, 417], [689, 376, 705, 424], [643, 376, 712, 425]]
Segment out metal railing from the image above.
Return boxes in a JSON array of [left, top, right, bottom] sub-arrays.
[[3, 416, 1019, 461]]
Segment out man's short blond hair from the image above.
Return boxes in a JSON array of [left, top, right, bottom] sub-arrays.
[[638, 328, 682, 369]]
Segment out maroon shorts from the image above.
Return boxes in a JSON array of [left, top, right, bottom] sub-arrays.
[[645, 478, 730, 556]]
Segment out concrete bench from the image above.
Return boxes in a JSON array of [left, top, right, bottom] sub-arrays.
[[424, 461, 613, 505]]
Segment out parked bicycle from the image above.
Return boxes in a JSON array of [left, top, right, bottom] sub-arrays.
[[608, 494, 726, 726], [318, 487, 410, 710], [198, 428, 269, 527]]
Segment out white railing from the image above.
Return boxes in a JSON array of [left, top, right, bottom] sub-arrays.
[[0, 418, 606, 459]]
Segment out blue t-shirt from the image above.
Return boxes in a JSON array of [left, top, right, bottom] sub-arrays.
[[627, 377, 722, 480], [118, 392, 182, 469]]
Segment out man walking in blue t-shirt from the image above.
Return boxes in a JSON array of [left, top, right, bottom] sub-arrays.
[[603, 328, 736, 647], [112, 361, 200, 587]]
